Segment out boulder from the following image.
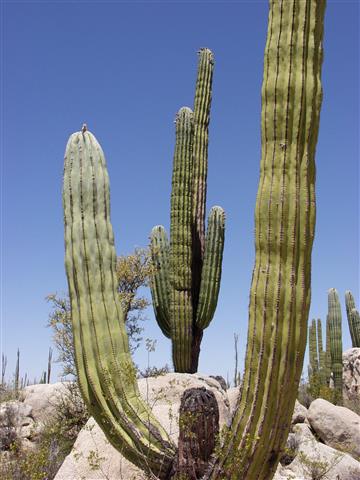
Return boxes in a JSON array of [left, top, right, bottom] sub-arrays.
[[291, 400, 308, 426], [0, 400, 35, 448], [283, 423, 360, 480], [55, 373, 231, 480], [227, 386, 240, 414], [307, 398, 360, 459], [343, 347, 360, 402], [22, 382, 69, 425]]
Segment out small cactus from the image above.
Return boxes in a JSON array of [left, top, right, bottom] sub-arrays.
[[345, 290, 360, 347], [328, 288, 343, 403]]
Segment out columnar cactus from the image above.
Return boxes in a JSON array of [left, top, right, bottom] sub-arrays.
[[345, 290, 360, 347], [63, 129, 175, 478], [62, 0, 325, 478], [150, 49, 225, 373], [309, 319, 318, 375], [328, 288, 343, 402], [317, 318, 328, 386], [308, 318, 329, 394], [207, 1, 325, 477]]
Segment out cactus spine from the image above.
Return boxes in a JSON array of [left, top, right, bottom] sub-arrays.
[[63, 130, 175, 477], [345, 290, 360, 347], [207, 1, 325, 478], [328, 288, 343, 403], [150, 49, 225, 373]]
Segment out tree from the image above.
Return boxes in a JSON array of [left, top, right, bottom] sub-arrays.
[[47, 248, 153, 377]]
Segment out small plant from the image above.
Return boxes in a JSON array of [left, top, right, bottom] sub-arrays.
[[297, 450, 344, 480]]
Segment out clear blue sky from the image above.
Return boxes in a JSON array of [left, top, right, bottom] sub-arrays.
[[1, 0, 358, 384]]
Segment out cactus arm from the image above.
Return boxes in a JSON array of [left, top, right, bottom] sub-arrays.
[[345, 290, 360, 347], [192, 48, 214, 258], [309, 319, 318, 374], [317, 319, 327, 386], [208, 1, 325, 478], [325, 314, 332, 384], [63, 130, 175, 477], [196, 206, 225, 329], [328, 288, 343, 401], [349, 309, 360, 348], [170, 107, 195, 372], [150, 226, 171, 338]]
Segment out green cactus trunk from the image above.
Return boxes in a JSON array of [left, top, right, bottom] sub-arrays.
[[317, 318, 328, 387], [207, 1, 325, 478], [63, 129, 175, 477], [308, 318, 328, 395], [328, 288, 343, 403], [309, 319, 318, 374], [308, 319, 319, 396], [345, 290, 360, 347], [150, 49, 225, 373]]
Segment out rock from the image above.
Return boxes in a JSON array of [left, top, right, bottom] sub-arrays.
[[0, 400, 35, 448], [283, 423, 360, 480], [210, 375, 228, 391], [227, 386, 240, 414], [0, 401, 33, 423], [55, 373, 231, 480], [343, 347, 360, 402], [22, 382, 69, 425], [291, 400, 308, 426], [307, 398, 360, 459]]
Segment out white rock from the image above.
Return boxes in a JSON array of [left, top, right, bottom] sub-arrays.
[[55, 373, 230, 480], [285, 423, 360, 480], [291, 400, 308, 426], [22, 382, 69, 425], [226, 386, 240, 414], [307, 398, 360, 459], [343, 347, 360, 402]]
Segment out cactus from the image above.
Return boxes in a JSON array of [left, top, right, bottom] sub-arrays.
[[62, 0, 325, 478], [309, 319, 318, 375], [328, 288, 343, 403], [308, 318, 329, 395], [207, 1, 325, 477], [14, 348, 19, 391], [150, 49, 225, 373], [63, 129, 175, 477], [345, 290, 360, 347]]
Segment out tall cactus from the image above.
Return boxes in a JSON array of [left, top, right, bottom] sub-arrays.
[[345, 290, 360, 347], [328, 288, 343, 403], [63, 128, 175, 478], [150, 49, 225, 373], [62, 0, 325, 478], [207, 1, 325, 477]]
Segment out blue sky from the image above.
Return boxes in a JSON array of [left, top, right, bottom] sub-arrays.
[[1, 0, 359, 384]]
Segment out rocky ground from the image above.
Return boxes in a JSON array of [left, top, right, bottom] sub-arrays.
[[0, 348, 359, 479]]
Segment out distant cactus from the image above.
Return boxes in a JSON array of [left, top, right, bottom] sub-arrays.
[[345, 290, 360, 347], [150, 49, 225, 373], [14, 348, 20, 391], [328, 288, 343, 403], [308, 318, 330, 397]]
